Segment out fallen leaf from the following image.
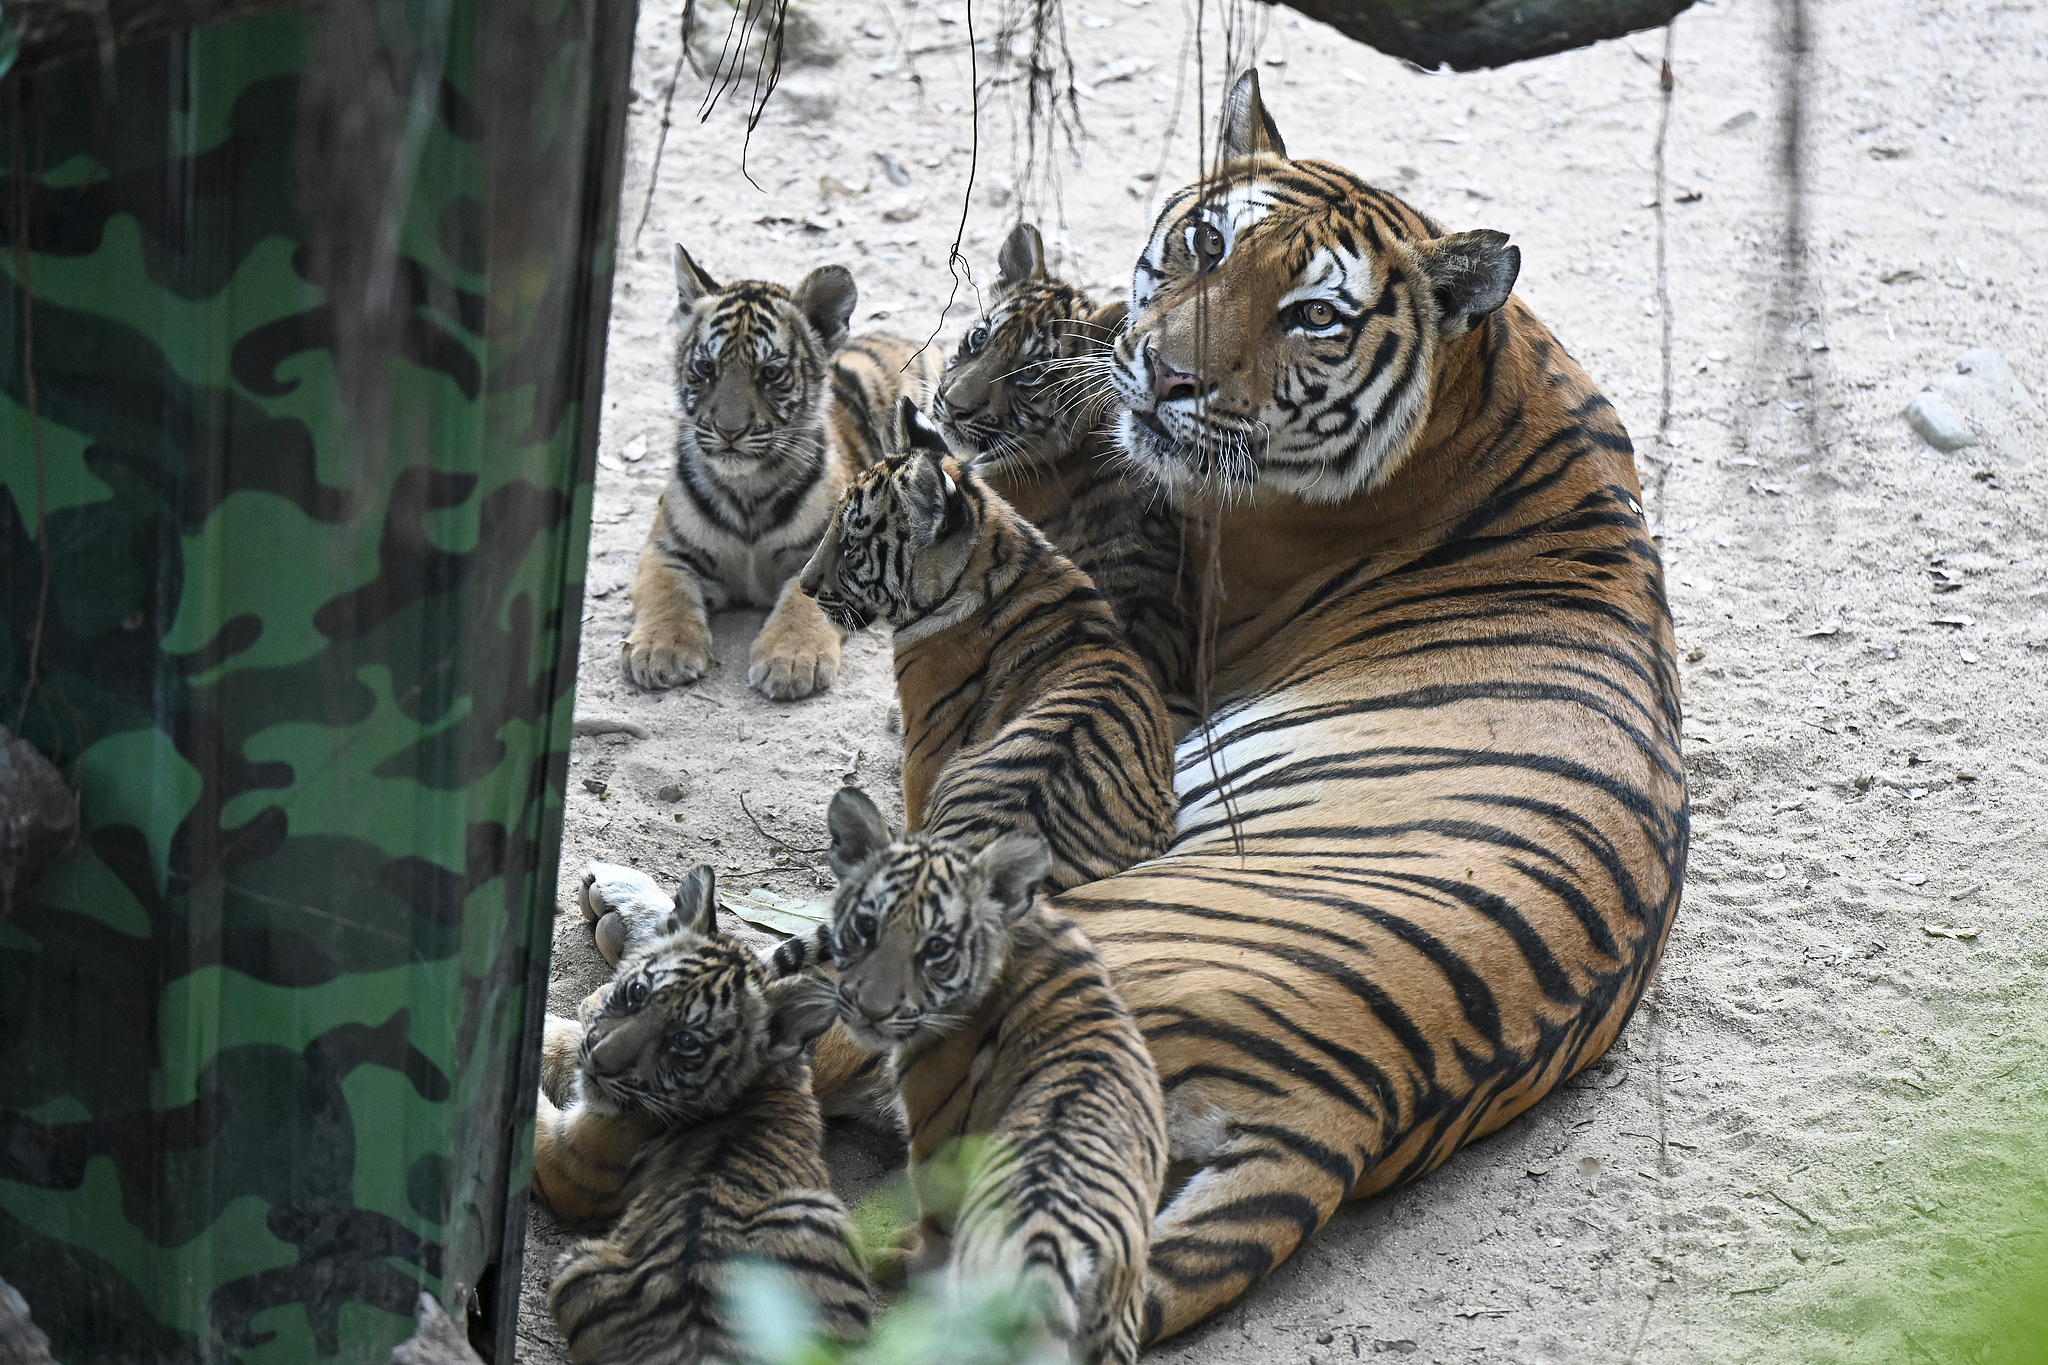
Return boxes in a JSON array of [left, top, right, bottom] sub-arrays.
[[1090, 55, 1155, 86], [722, 887, 831, 938], [1804, 623, 1841, 637], [1929, 615, 1975, 627]]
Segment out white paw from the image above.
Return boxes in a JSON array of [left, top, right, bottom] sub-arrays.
[[578, 862, 674, 964]]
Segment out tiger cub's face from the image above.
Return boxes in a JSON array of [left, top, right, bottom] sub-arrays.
[[937, 222, 1127, 479], [798, 402, 981, 633], [1107, 71, 1523, 505], [670, 243, 858, 481], [579, 865, 837, 1124], [821, 787, 1050, 1053]]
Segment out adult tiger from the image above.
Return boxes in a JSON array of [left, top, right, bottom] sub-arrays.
[[1042, 72, 1688, 1340]]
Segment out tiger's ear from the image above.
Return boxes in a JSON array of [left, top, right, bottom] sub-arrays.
[[1219, 69, 1287, 163], [761, 973, 840, 1064], [1077, 298, 1129, 355], [998, 222, 1047, 287], [975, 831, 1050, 926], [795, 265, 859, 353], [670, 864, 718, 939], [673, 243, 719, 307], [898, 395, 949, 457], [1416, 230, 1520, 338], [827, 786, 893, 883], [901, 437, 968, 546]]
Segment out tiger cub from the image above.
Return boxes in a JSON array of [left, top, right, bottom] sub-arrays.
[[623, 243, 938, 700], [532, 863, 867, 1362], [938, 222, 1199, 734], [817, 789, 1168, 1365], [797, 400, 1177, 873]]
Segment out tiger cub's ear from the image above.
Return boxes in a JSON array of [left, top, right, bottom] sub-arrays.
[[1078, 299, 1129, 355], [894, 394, 949, 456], [1416, 230, 1521, 339], [795, 264, 859, 353], [761, 973, 840, 1064], [671, 863, 718, 938], [827, 786, 894, 883], [998, 221, 1047, 287], [1219, 69, 1287, 163], [975, 831, 1051, 926], [899, 414, 968, 546], [673, 243, 720, 307]]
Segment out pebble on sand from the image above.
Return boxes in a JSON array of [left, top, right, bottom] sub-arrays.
[[1905, 392, 1977, 451]]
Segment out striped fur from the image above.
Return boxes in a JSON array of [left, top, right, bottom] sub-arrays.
[[797, 406, 1177, 876], [1022, 71, 1684, 1339], [623, 243, 937, 700], [816, 788, 1168, 1365], [533, 864, 867, 1362], [939, 222, 1201, 737]]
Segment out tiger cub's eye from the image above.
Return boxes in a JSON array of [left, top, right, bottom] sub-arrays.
[[621, 979, 650, 1010], [1196, 223, 1226, 268], [689, 355, 715, 381], [918, 937, 953, 966], [965, 325, 990, 354], [1300, 300, 1336, 329]]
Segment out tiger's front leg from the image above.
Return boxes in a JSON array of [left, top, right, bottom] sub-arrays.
[[622, 512, 715, 690], [531, 998, 650, 1227], [748, 575, 844, 701]]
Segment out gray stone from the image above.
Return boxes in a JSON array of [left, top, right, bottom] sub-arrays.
[[776, 73, 839, 123], [1905, 393, 1978, 451], [1952, 348, 2040, 417]]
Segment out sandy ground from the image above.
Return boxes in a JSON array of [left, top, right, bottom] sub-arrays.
[[518, 1, 2048, 1360]]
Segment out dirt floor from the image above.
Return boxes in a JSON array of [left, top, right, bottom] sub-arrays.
[[518, 1, 2048, 1360]]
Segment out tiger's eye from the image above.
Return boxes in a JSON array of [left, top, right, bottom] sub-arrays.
[[1197, 223, 1225, 266], [690, 356, 715, 381], [1302, 300, 1336, 328], [622, 979, 649, 1010], [966, 325, 990, 353]]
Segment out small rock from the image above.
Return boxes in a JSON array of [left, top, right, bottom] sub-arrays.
[[582, 778, 609, 796], [655, 781, 690, 803], [820, 173, 867, 199], [1718, 110, 1759, 133], [1764, 863, 1788, 881], [1953, 348, 2041, 417], [776, 74, 839, 123], [573, 716, 651, 740], [880, 199, 922, 223], [780, 4, 847, 66], [876, 151, 911, 186], [1904, 392, 1977, 451]]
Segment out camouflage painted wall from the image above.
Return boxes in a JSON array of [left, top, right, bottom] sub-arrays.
[[0, 1, 634, 1359]]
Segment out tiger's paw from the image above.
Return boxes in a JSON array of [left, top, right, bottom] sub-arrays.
[[747, 628, 841, 701], [579, 862, 675, 966], [620, 625, 711, 691]]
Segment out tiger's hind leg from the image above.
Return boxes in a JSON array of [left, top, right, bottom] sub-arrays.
[[1139, 1135, 1352, 1343], [748, 576, 845, 701]]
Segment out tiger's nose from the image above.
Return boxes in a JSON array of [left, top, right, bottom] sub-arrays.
[[712, 418, 749, 444], [1145, 345, 1199, 404]]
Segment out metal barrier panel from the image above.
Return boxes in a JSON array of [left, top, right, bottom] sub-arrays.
[[0, 2, 635, 1358]]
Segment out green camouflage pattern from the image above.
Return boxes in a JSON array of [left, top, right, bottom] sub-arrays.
[[0, 2, 635, 1359]]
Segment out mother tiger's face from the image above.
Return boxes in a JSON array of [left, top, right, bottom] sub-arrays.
[[1108, 70, 1522, 505], [822, 788, 1050, 1053]]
